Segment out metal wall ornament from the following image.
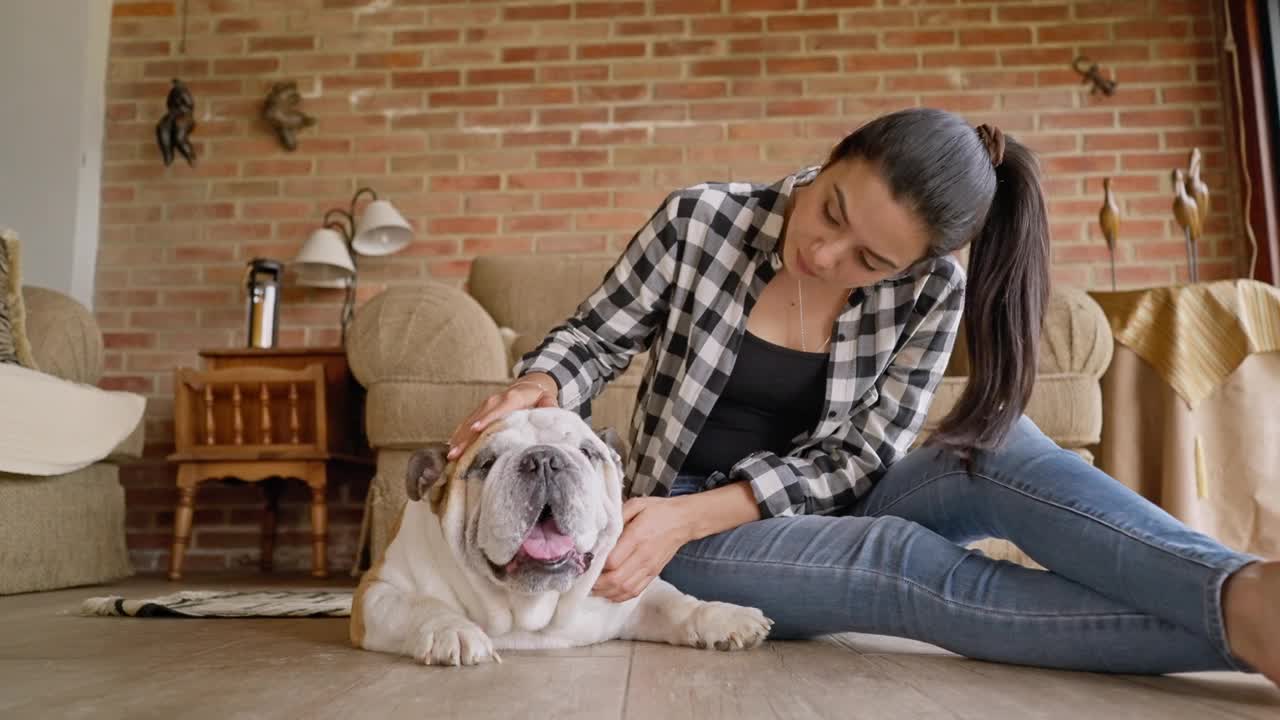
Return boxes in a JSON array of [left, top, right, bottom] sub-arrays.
[[1072, 55, 1118, 97], [155, 78, 197, 167], [262, 81, 316, 152]]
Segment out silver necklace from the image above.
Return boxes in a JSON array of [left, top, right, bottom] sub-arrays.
[[796, 274, 831, 353]]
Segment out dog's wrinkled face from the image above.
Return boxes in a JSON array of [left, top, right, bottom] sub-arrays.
[[406, 408, 627, 595]]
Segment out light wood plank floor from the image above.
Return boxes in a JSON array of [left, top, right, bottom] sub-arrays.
[[2, 573, 1276, 719]]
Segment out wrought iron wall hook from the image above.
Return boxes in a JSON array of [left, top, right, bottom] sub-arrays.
[[1072, 55, 1118, 96]]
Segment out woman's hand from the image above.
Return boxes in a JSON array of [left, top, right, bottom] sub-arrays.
[[447, 372, 559, 461], [592, 496, 695, 603]]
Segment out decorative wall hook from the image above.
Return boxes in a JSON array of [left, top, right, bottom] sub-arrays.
[[155, 78, 197, 167], [1072, 55, 1118, 96], [262, 81, 316, 152]]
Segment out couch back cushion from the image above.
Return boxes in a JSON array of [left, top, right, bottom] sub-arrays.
[[469, 255, 619, 362]]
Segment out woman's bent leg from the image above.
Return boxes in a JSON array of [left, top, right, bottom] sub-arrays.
[[660, 512, 1236, 675], [853, 415, 1259, 672]]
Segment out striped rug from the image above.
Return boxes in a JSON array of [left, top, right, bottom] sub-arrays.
[[81, 590, 352, 618]]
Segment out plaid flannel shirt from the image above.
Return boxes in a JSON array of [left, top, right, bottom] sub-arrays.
[[513, 166, 966, 518]]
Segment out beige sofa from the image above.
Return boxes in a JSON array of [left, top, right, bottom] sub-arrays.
[[346, 256, 1113, 572], [0, 287, 144, 595]]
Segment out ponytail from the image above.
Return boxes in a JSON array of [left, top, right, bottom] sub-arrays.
[[927, 137, 1050, 457]]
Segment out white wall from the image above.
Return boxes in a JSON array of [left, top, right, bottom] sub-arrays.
[[0, 0, 111, 309]]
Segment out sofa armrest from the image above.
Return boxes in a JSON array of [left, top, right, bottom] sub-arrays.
[[21, 286, 103, 386], [346, 284, 510, 389], [1036, 287, 1113, 379]]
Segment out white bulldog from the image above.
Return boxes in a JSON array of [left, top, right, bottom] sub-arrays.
[[350, 407, 773, 666]]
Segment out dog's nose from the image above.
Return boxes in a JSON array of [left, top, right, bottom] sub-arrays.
[[519, 447, 565, 477]]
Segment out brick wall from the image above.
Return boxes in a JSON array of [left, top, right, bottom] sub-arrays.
[[103, 0, 1243, 574]]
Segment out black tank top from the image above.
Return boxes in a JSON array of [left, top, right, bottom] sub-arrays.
[[681, 329, 830, 477]]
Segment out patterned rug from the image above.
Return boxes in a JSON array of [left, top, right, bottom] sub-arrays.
[[80, 590, 352, 618]]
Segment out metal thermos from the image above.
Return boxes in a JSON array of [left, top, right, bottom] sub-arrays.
[[245, 258, 283, 348]]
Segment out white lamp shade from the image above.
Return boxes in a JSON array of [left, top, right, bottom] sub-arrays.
[[352, 199, 413, 256], [293, 227, 356, 288]]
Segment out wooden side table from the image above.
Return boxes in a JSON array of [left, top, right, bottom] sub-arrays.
[[166, 347, 372, 580]]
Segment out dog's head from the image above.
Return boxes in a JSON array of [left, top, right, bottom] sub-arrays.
[[405, 408, 628, 595]]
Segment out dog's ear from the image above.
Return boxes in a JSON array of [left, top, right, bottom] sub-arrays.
[[597, 427, 628, 465], [405, 443, 450, 502]]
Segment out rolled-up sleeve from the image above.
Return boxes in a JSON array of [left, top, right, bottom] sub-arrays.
[[730, 275, 965, 518]]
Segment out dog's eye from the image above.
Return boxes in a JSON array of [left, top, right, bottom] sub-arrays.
[[471, 453, 496, 474], [578, 445, 598, 461]]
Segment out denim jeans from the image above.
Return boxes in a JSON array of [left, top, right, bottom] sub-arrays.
[[658, 415, 1263, 675]]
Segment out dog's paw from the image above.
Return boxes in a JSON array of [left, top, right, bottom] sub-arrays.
[[686, 601, 772, 651], [411, 619, 500, 667]]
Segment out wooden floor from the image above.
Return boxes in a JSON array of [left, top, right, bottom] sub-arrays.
[[2, 574, 1277, 719]]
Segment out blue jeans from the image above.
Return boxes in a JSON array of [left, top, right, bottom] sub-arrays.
[[659, 416, 1263, 675]]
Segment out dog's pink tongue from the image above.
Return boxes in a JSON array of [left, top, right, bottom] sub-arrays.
[[520, 518, 574, 561]]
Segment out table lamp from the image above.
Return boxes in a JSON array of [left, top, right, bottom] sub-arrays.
[[292, 187, 412, 342]]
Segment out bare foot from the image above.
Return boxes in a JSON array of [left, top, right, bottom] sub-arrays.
[[1222, 560, 1280, 687]]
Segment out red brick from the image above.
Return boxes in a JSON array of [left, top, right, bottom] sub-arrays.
[[391, 70, 460, 89], [845, 53, 918, 72], [655, 0, 724, 13], [767, 57, 839, 75], [503, 131, 574, 147], [541, 192, 609, 210], [580, 85, 647, 102], [884, 30, 954, 48], [540, 65, 610, 83], [1114, 20, 1189, 40], [805, 34, 876, 52], [1037, 24, 1110, 44], [537, 149, 609, 168], [113, 1, 174, 17], [1001, 47, 1074, 66], [248, 36, 314, 53], [581, 128, 650, 145], [393, 29, 460, 45], [577, 43, 646, 60], [692, 59, 763, 77], [1120, 109, 1196, 127], [959, 28, 1031, 46], [429, 90, 499, 108], [692, 17, 762, 33], [509, 171, 579, 190], [503, 46, 571, 63], [539, 107, 610, 126], [922, 51, 997, 68], [1084, 133, 1161, 151], [505, 215, 573, 233], [997, 4, 1069, 22], [503, 87, 574, 106], [575, 2, 645, 18], [503, 3, 571, 20], [655, 40, 720, 57], [467, 68, 537, 85], [1040, 111, 1116, 130], [730, 36, 803, 54], [766, 99, 839, 117], [617, 19, 686, 35], [656, 81, 727, 100], [766, 13, 836, 32]]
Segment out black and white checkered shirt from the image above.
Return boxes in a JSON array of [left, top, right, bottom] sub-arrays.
[[514, 166, 966, 518]]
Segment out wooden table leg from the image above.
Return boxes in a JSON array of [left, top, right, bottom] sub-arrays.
[[260, 477, 282, 573], [306, 462, 328, 579], [168, 465, 200, 581]]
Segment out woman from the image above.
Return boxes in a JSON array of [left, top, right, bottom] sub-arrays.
[[446, 108, 1278, 683]]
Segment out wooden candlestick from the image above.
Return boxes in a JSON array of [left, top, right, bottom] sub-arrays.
[[1099, 177, 1120, 291]]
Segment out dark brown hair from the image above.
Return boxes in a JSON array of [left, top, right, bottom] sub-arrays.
[[825, 108, 1050, 455]]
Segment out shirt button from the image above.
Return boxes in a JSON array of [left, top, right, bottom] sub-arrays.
[[836, 333, 846, 341]]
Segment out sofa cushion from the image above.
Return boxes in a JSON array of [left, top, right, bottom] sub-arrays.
[[21, 286, 104, 385], [0, 362, 146, 476], [347, 284, 509, 387], [0, 229, 38, 370]]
